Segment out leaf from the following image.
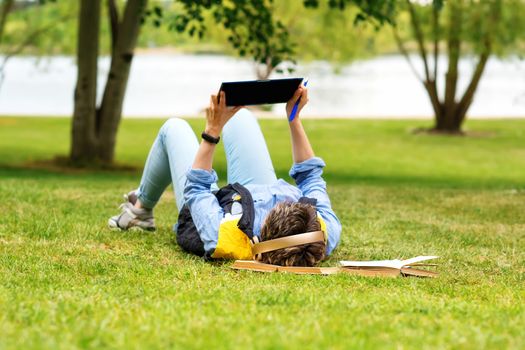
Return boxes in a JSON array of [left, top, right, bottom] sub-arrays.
[[433, 0, 444, 12], [154, 6, 163, 18]]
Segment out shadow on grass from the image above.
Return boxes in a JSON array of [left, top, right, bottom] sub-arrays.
[[0, 162, 141, 181], [2, 162, 523, 190], [318, 172, 525, 190]]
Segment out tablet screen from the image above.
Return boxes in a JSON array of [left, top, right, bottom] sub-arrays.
[[219, 78, 303, 106]]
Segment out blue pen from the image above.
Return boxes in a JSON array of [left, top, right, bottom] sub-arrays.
[[288, 78, 308, 122]]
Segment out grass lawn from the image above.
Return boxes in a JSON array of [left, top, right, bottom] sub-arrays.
[[0, 116, 524, 350]]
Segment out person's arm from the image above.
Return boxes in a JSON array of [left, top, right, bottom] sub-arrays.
[[286, 87, 342, 255], [289, 158, 342, 255], [184, 92, 242, 253], [192, 92, 242, 171], [286, 87, 314, 163]]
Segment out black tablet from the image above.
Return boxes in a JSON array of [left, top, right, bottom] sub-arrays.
[[219, 78, 303, 106]]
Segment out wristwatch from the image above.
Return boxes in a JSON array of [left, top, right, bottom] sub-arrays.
[[201, 131, 220, 144]]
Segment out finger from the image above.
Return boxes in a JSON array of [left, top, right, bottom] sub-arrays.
[[301, 89, 308, 106], [300, 99, 309, 110], [287, 87, 302, 106], [211, 94, 218, 106], [220, 91, 226, 108]]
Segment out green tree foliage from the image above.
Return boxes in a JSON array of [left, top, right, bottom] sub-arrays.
[[160, 0, 397, 77], [143, 0, 295, 79], [200, 0, 399, 73], [304, 0, 395, 25], [0, 0, 75, 87], [0, 0, 75, 54], [281, 0, 398, 63], [1, 0, 399, 65]]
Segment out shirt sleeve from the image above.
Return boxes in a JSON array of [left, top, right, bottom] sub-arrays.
[[289, 157, 342, 255], [183, 169, 224, 254]]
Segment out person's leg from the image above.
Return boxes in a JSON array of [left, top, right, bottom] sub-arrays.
[[222, 108, 277, 186], [137, 118, 218, 212]]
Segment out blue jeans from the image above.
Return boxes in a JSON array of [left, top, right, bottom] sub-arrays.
[[136, 108, 277, 211]]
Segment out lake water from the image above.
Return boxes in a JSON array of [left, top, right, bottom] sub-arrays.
[[1, 54, 524, 118]]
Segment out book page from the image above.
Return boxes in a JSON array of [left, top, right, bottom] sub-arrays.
[[401, 256, 439, 266], [341, 267, 401, 277], [277, 266, 340, 275], [340, 256, 439, 269], [232, 260, 278, 272], [339, 259, 405, 269], [400, 267, 438, 278]]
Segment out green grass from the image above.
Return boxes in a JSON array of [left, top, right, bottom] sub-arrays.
[[0, 116, 524, 350]]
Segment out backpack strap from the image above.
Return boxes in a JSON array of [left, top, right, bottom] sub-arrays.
[[215, 183, 255, 239], [231, 183, 255, 238]]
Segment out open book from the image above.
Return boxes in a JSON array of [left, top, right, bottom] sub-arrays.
[[232, 260, 340, 275], [339, 256, 439, 277], [232, 256, 439, 277]]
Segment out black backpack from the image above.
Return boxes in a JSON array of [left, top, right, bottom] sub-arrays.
[[175, 183, 254, 258]]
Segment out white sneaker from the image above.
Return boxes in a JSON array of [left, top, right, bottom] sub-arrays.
[[108, 192, 156, 231]]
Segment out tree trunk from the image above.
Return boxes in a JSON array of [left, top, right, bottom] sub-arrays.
[[442, 0, 462, 128], [433, 107, 462, 133], [255, 57, 273, 80], [398, 1, 495, 135], [96, 0, 147, 163], [423, 80, 442, 119], [70, 0, 146, 165], [70, 0, 101, 163], [454, 52, 490, 128]]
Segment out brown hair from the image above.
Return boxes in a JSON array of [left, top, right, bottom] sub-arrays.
[[259, 202, 326, 267]]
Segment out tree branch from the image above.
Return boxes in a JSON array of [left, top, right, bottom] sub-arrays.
[[432, 1, 440, 81], [0, 13, 73, 91], [393, 22, 441, 118], [107, 0, 119, 55], [392, 26, 423, 83], [255, 56, 273, 80], [406, 0, 431, 82], [1, 14, 73, 63], [443, 0, 462, 112], [454, 52, 489, 123], [455, 0, 499, 125]]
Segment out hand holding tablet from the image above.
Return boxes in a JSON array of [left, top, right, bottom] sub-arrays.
[[286, 79, 309, 122], [218, 78, 305, 106]]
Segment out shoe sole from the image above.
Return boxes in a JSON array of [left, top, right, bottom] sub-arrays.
[[107, 218, 156, 232]]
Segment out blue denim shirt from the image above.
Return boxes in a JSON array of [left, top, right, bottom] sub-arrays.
[[183, 157, 342, 256]]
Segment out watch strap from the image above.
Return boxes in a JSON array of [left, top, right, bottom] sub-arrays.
[[201, 131, 220, 144]]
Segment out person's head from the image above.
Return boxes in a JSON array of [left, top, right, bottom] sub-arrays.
[[259, 202, 326, 267]]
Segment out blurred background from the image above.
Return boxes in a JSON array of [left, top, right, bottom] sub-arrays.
[[0, 0, 524, 165]]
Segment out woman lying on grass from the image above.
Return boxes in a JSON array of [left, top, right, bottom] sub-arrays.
[[109, 87, 341, 266]]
